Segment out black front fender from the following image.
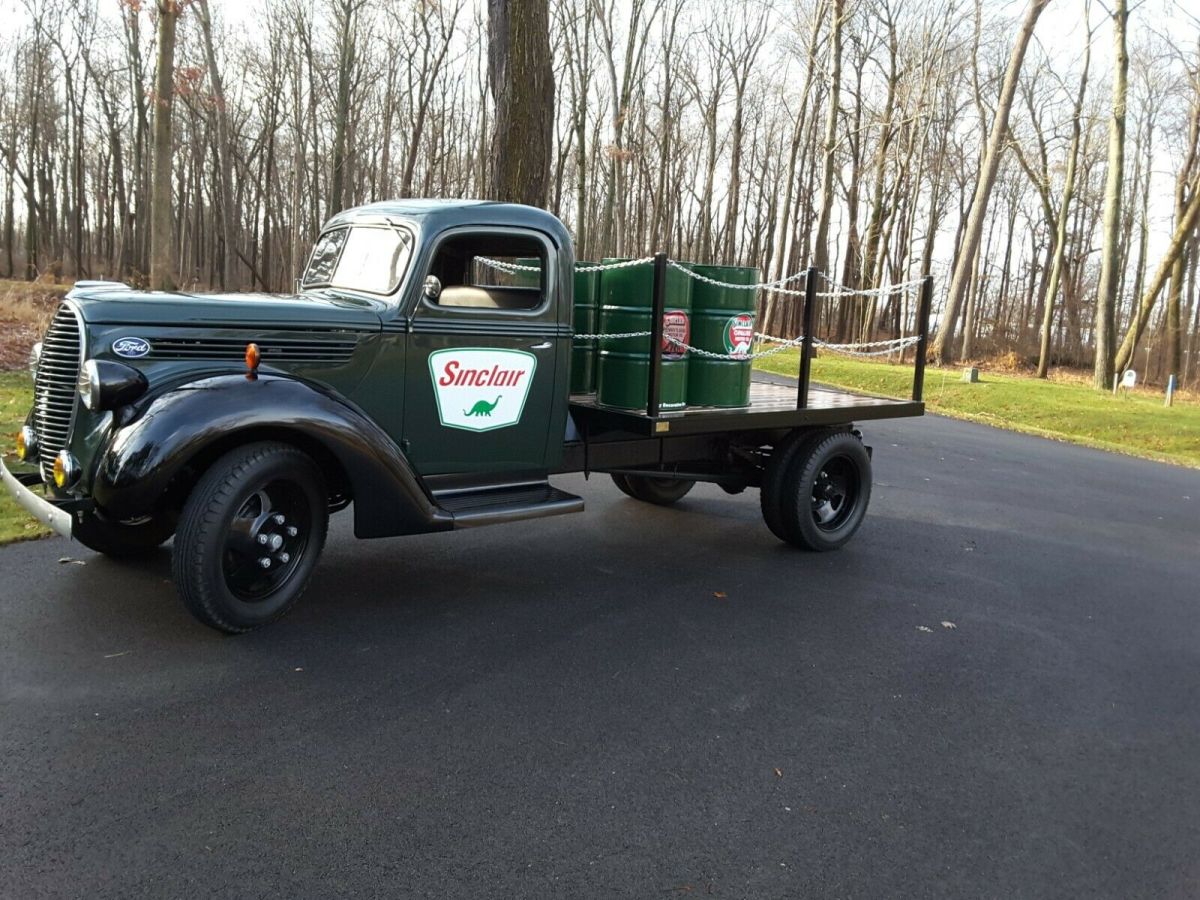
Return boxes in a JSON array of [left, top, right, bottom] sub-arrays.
[[93, 374, 452, 538]]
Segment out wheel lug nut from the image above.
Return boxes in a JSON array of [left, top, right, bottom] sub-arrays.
[[286, 526, 298, 537], [269, 534, 284, 551], [257, 534, 269, 545], [277, 552, 290, 564], [258, 557, 272, 569], [273, 514, 285, 525]]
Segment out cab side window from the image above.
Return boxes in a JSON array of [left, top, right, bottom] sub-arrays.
[[426, 233, 546, 312]]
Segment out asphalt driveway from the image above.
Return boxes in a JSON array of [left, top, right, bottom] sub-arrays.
[[1, 412, 1198, 898]]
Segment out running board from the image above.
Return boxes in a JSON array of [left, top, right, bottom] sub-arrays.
[[433, 480, 584, 528]]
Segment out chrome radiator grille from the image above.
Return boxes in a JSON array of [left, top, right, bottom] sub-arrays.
[[32, 304, 83, 482]]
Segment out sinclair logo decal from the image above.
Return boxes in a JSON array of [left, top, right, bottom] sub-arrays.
[[723, 313, 756, 358], [428, 348, 537, 432], [662, 309, 691, 360]]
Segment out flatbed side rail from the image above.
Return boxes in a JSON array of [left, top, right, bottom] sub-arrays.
[[912, 275, 934, 402], [646, 252, 668, 418]]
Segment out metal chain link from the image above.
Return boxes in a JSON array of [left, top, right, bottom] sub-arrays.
[[666, 259, 809, 296], [476, 255, 926, 300], [476, 256, 655, 274], [814, 272, 927, 299], [574, 257, 655, 272], [573, 331, 653, 341], [570, 329, 920, 361]]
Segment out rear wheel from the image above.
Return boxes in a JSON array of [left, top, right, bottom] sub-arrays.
[[759, 429, 827, 541], [611, 474, 695, 506], [775, 431, 872, 551], [610, 473, 638, 499], [172, 442, 329, 634], [73, 511, 174, 558]]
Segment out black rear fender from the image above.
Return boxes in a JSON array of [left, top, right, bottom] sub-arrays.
[[93, 374, 451, 538]]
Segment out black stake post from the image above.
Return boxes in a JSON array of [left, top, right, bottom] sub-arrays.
[[797, 266, 818, 410], [647, 252, 668, 417], [912, 275, 934, 402]]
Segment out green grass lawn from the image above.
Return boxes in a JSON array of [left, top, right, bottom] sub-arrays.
[[1, 372, 51, 544], [755, 350, 1200, 468]]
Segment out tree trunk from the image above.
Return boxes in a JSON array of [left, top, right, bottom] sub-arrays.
[[1037, 25, 1090, 377], [1113, 176, 1200, 373], [488, 0, 554, 206], [149, 0, 179, 291], [932, 0, 1050, 364], [1092, 0, 1128, 388], [197, 0, 239, 291], [811, 0, 844, 276]]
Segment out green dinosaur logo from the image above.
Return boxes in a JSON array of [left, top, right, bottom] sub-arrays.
[[464, 396, 502, 417]]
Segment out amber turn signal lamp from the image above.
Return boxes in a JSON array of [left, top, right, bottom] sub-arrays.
[[15, 429, 27, 461], [245, 343, 261, 378]]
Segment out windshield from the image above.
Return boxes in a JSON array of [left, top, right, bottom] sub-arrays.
[[301, 224, 414, 295]]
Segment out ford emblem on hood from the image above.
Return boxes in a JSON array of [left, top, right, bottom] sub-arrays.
[[112, 336, 151, 359]]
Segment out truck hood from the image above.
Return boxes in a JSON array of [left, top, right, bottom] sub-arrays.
[[66, 282, 386, 330]]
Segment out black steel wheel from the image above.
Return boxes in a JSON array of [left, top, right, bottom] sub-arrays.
[[775, 431, 872, 551], [759, 428, 829, 541], [618, 474, 695, 506], [172, 442, 328, 634], [73, 510, 175, 558]]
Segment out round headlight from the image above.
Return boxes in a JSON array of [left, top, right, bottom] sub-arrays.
[[53, 450, 80, 489], [16, 426, 37, 462], [29, 341, 42, 379], [78, 360, 102, 410]]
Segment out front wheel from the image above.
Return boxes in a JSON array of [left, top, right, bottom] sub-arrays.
[[172, 442, 329, 634]]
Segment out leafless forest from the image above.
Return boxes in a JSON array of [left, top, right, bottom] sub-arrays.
[[2, 0, 1199, 387]]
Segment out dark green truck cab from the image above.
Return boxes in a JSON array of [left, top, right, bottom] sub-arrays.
[[3, 199, 923, 633]]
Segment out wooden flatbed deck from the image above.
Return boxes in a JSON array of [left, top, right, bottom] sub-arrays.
[[569, 378, 924, 437]]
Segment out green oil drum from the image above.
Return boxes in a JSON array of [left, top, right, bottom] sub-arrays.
[[571, 263, 599, 394], [596, 259, 693, 410], [510, 257, 541, 289], [683, 264, 759, 407]]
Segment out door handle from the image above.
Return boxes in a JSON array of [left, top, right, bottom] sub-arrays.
[[529, 341, 553, 350]]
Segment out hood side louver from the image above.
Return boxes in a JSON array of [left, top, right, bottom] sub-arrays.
[[148, 337, 359, 364]]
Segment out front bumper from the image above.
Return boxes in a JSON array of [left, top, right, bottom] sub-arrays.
[[0, 456, 73, 538]]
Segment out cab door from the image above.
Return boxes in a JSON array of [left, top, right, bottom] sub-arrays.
[[402, 227, 565, 477]]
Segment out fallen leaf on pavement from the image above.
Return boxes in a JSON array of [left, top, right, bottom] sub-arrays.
[[916, 625, 933, 633], [58, 557, 86, 566], [774, 767, 783, 778], [713, 591, 727, 599], [941, 621, 957, 629]]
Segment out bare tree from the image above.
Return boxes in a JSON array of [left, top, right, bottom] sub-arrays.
[[932, 0, 1050, 364]]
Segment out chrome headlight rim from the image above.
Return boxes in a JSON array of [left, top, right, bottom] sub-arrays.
[[28, 341, 42, 380], [78, 359, 103, 411], [16, 425, 38, 462], [53, 449, 81, 489]]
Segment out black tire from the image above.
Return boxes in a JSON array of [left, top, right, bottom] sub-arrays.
[[776, 431, 872, 551], [73, 511, 175, 558], [759, 429, 828, 542], [610, 473, 638, 499], [172, 442, 329, 634], [618, 474, 695, 506]]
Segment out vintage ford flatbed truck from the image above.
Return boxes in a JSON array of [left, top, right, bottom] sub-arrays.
[[2, 200, 929, 633]]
